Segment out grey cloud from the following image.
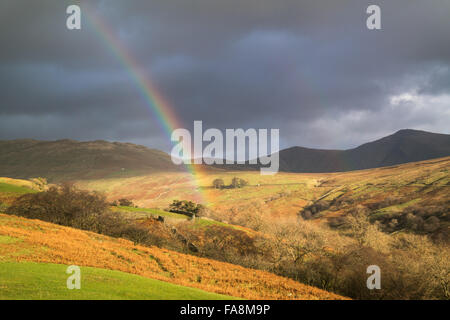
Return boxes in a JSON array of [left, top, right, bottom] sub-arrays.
[[0, 0, 449, 152]]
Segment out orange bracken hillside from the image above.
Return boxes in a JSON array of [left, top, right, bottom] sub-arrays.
[[0, 214, 346, 300]]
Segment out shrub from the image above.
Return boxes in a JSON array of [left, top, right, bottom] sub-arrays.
[[29, 177, 48, 191], [7, 183, 108, 229], [342, 206, 378, 246], [423, 216, 440, 233], [6, 184, 161, 247], [405, 213, 424, 231], [110, 200, 118, 206], [169, 200, 205, 217], [118, 198, 134, 207], [201, 225, 258, 262], [230, 177, 248, 188], [299, 200, 331, 219], [212, 178, 225, 189]]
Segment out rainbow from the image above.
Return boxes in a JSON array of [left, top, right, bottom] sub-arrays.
[[84, 5, 206, 203]]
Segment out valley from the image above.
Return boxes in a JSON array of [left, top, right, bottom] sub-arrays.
[[0, 136, 448, 300]]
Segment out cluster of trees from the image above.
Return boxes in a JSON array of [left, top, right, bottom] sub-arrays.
[[197, 207, 449, 300], [111, 198, 135, 207], [6, 184, 159, 246], [168, 200, 205, 218], [212, 177, 249, 189]]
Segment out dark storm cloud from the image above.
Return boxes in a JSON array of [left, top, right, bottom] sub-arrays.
[[0, 0, 449, 151]]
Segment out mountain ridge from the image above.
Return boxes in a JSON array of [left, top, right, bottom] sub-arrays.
[[275, 129, 450, 172], [1, 129, 449, 179]]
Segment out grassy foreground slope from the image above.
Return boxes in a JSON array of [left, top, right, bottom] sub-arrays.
[[0, 262, 234, 300], [0, 214, 345, 300]]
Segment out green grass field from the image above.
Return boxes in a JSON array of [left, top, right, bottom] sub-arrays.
[[0, 262, 236, 300], [114, 206, 190, 220], [115, 206, 247, 231], [0, 182, 36, 195]]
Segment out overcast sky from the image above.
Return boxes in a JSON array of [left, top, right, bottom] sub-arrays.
[[1, 0, 449, 152]]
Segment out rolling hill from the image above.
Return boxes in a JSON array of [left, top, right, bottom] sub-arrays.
[[0, 139, 182, 181], [0, 130, 449, 183]]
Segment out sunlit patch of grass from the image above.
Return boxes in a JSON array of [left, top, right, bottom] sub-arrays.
[[112, 206, 189, 220], [193, 218, 240, 230], [373, 198, 422, 216], [0, 178, 39, 190], [0, 178, 41, 206], [0, 235, 21, 244], [0, 262, 236, 300]]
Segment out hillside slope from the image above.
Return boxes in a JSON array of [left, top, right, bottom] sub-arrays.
[[0, 139, 182, 181], [0, 213, 345, 300], [78, 157, 449, 221]]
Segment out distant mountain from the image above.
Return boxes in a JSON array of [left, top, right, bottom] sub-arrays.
[[1, 130, 449, 181], [276, 129, 450, 172], [0, 139, 181, 181]]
